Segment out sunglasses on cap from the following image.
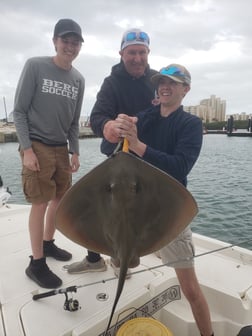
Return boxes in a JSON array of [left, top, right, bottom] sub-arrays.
[[160, 66, 191, 83], [160, 66, 185, 77], [123, 31, 149, 44]]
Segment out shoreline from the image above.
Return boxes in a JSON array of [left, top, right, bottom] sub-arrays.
[[0, 123, 96, 143], [1, 124, 251, 143]]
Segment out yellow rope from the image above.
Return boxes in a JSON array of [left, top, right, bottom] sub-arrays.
[[122, 138, 129, 152]]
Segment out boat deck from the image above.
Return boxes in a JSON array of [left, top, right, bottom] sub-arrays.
[[1, 204, 252, 336]]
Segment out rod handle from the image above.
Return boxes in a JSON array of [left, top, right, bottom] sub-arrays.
[[33, 290, 57, 301]]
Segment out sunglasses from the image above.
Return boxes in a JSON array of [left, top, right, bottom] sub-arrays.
[[123, 31, 149, 44], [160, 66, 190, 83]]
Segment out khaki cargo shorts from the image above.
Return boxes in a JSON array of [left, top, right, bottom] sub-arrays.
[[159, 226, 195, 269], [20, 141, 71, 204]]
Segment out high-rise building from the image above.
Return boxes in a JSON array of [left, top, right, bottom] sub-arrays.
[[184, 95, 226, 122]]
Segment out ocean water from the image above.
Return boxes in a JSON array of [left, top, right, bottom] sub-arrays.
[[0, 135, 251, 250]]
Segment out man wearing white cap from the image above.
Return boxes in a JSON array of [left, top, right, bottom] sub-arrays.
[[64, 28, 158, 276]]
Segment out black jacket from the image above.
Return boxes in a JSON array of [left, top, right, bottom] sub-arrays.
[[90, 61, 157, 156]]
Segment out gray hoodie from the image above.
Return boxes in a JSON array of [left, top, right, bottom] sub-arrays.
[[13, 56, 85, 155]]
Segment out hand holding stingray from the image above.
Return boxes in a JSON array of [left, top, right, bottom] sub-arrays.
[[55, 150, 198, 334]]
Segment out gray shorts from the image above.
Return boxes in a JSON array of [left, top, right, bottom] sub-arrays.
[[159, 226, 195, 269]]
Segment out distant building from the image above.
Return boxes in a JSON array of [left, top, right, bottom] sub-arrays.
[[226, 112, 251, 121], [184, 95, 226, 122]]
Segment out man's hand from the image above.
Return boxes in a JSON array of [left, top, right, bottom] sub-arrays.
[[103, 120, 122, 143], [103, 114, 138, 143], [70, 153, 80, 173], [23, 148, 40, 171], [115, 114, 147, 157]]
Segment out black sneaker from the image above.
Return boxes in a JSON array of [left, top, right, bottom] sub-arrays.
[[43, 239, 72, 261], [25, 256, 62, 289]]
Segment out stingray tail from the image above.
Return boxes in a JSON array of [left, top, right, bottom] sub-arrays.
[[103, 260, 129, 335]]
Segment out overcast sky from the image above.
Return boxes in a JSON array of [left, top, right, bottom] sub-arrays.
[[0, 0, 251, 120]]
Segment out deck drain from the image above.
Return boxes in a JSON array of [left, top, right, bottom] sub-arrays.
[[96, 293, 109, 301]]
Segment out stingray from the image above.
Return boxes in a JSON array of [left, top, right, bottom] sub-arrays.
[[55, 150, 198, 335]]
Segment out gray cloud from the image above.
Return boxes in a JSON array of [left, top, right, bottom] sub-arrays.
[[0, 0, 251, 118]]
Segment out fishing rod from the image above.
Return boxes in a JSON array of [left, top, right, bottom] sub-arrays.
[[32, 237, 252, 308]]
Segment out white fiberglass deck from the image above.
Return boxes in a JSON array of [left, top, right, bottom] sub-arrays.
[[0, 204, 252, 336]]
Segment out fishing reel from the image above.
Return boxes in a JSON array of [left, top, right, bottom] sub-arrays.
[[33, 285, 81, 312], [63, 292, 80, 312]]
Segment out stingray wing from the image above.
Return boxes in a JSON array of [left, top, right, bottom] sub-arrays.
[[55, 154, 119, 256], [124, 154, 197, 256]]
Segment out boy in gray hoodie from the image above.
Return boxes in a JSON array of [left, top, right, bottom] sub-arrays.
[[13, 18, 85, 289]]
